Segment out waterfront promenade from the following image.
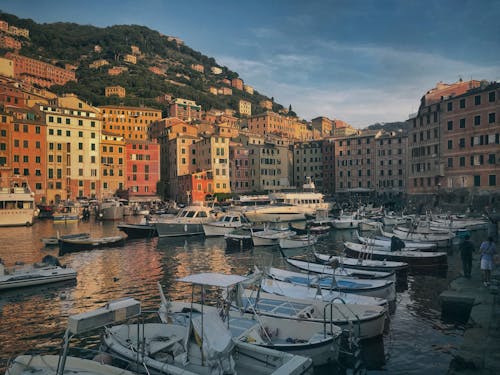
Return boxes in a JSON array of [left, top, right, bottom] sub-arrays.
[[444, 257, 500, 374]]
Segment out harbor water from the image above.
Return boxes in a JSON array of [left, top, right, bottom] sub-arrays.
[[0, 218, 484, 374]]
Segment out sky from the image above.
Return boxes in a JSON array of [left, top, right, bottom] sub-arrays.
[[1, 0, 499, 128]]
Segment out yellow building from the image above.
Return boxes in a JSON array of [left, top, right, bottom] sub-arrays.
[[99, 105, 162, 141], [100, 133, 126, 198], [195, 135, 231, 194], [123, 54, 137, 64], [89, 59, 109, 69], [0, 56, 14, 78], [105, 85, 126, 98], [40, 94, 102, 201], [239, 100, 252, 117]]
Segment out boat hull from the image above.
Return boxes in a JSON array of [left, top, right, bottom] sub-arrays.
[[58, 236, 126, 255], [225, 234, 253, 251], [155, 222, 206, 237], [0, 267, 77, 290], [117, 223, 157, 238]]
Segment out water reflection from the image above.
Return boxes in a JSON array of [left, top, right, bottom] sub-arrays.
[[0, 219, 485, 374]]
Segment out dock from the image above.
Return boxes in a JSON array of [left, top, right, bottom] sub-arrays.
[[440, 258, 500, 374]]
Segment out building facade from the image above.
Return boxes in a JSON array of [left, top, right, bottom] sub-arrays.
[[100, 105, 162, 141]]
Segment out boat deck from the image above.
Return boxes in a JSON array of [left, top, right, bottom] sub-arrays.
[[244, 297, 310, 317]]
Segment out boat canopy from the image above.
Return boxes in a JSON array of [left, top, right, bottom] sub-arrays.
[[177, 272, 248, 287]]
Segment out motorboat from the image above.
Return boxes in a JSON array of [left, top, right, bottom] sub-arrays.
[[332, 210, 361, 229], [5, 298, 141, 375], [267, 266, 395, 301], [313, 251, 408, 274], [154, 204, 215, 237], [251, 227, 295, 246], [202, 211, 250, 236], [382, 212, 412, 226], [58, 234, 127, 255], [117, 217, 157, 238], [97, 198, 125, 220], [243, 204, 306, 223], [377, 227, 438, 250], [52, 204, 81, 223], [260, 277, 389, 310], [0, 255, 76, 290], [285, 257, 396, 281], [343, 241, 448, 268], [157, 273, 337, 368], [0, 176, 36, 227], [103, 274, 312, 375], [355, 230, 437, 251], [237, 288, 387, 341], [279, 234, 318, 249], [391, 225, 454, 247]]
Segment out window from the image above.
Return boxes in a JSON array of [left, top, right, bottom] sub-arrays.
[[488, 154, 496, 164], [460, 157, 465, 167], [447, 102, 453, 111], [489, 91, 496, 102], [447, 121, 453, 130], [78, 142, 83, 150], [78, 120, 83, 126], [474, 115, 481, 126], [474, 95, 481, 105], [489, 113, 496, 124], [489, 175, 497, 186], [66, 119, 71, 125], [447, 158, 453, 167], [447, 140, 453, 149], [460, 118, 466, 128], [474, 175, 480, 186], [460, 98, 465, 108]]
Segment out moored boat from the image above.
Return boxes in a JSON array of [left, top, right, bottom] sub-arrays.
[[0, 177, 36, 227], [343, 241, 448, 268], [202, 211, 250, 236], [356, 230, 437, 251], [279, 234, 318, 249], [313, 251, 409, 274], [41, 232, 90, 246], [154, 204, 215, 237], [391, 225, 454, 247], [117, 217, 157, 238], [58, 234, 127, 255], [225, 230, 254, 251], [0, 255, 76, 290]]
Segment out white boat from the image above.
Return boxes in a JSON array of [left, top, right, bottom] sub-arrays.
[[343, 241, 448, 268], [279, 234, 318, 249], [311, 208, 335, 226], [0, 255, 76, 290], [332, 210, 361, 229], [313, 252, 409, 274], [151, 274, 315, 373], [428, 217, 488, 231], [359, 219, 380, 231], [377, 227, 438, 250], [251, 227, 295, 246], [243, 204, 306, 223], [285, 258, 396, 281], [268, 179, 332, 218], [98, 198, 125, 220], [5, 298, 141, 375], [382, 212, 412, 226], [154, 204, 215, 237], [238, 289, 387, 341], [267, 266, 395, 301], [392, 225, 454, 247], [260, 277, 389, 309], [356, 230, 437, 251], [0, 177, 36, 227], [202, 211, 250, 236]]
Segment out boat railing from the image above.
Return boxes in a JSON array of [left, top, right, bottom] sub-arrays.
[[324, 296, 362, 342]]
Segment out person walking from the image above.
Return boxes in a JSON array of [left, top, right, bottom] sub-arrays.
[[460, 234, 474, 278], [479, 236, 497, 287]]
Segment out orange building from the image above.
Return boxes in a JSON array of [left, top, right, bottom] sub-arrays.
[[178, 170, 213, 203], [169, 98, 202, 122], [148, 117, 198, 140], [6, 53, 76, 88], [0, 35, 22, 50], [105, 85, 126, 98], [231, 78, 243, 90], [3, 106, 47, 202], [99, 105, 162, 141], [125, 140, 160, 198]]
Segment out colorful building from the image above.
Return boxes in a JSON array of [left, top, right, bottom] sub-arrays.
[[125, 141, 160, 199], [100, 133, 126, 199], [99, 105, 162, 141]]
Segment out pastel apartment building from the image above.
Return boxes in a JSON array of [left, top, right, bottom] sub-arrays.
[[0, 35, 21, 50], [89, 59, 109, 69], [231, 78, 243, 90], [125, 140, 160, 198], [40, 94, 101, 202], [105, 85, 126, 98], [243, 85, 254, 95], [229, 142, 251, 193], [100, 133, 126, 198], [259, 100, 273, 110], [191, 64, 204, 73], [293, 141, 324, 191], [238, 100, 252, 117], [211, 66, 222, 75], [169, 98, 202, 122], [194, 135, 231, 195], [6, 53, 76, 88], [311, 116, 333, 137], [108, 66, 128, 76], [123, 54, 137, 64], [99, 105, 162, 141]]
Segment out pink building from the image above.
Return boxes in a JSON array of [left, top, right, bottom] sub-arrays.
[[125, 141, 160, 198]]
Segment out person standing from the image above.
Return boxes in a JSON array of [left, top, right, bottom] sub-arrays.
[[460, 234, 474, 278], [479, 236, 497, 286]]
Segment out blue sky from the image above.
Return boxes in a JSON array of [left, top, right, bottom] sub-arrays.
[[1, 0, 499, 127]]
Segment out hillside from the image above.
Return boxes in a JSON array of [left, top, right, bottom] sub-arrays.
[[0, 11, 285, 116], [365, 121, 409, 133]]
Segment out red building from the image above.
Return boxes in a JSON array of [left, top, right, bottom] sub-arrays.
[[178, 170, 213, 204], [125, 140, 160, 199]]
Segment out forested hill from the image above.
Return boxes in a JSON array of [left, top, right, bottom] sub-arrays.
[[0, 11, 285, 116]]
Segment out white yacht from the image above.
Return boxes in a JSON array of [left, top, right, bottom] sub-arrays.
[[155, 204, 215, 237], [0, 177, 36, 227], [202, 211, 250, 236]]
